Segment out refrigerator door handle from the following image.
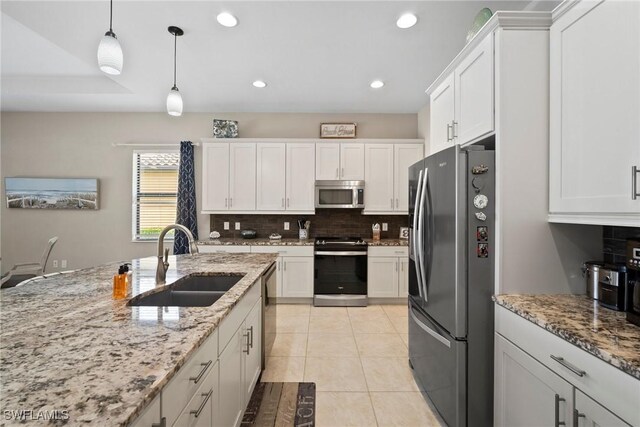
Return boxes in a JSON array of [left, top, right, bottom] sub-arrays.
[[418, 168, 429, 300], [409, 305, 451, 348], [412, 169, 424, 299]]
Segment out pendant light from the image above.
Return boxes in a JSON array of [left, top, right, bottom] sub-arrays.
[[97, 0, 123, 75], [166, 26, 184, 117]]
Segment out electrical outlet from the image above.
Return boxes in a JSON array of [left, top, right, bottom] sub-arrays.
[[235, 222, 241, 230], [284, 222, 290, 231], [61, 260, 67, 269], [382, 223, 388, 231], [224, 222, 230, 230], [52, 260, 58, 268]]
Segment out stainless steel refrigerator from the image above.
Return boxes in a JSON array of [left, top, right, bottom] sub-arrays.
[[408, 145, 495, 427]]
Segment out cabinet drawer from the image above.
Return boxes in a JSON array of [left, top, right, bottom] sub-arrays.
[[129, 394, 161, 427], [162, 329, 218, 427], [496, 306, 640, 426], [218, 280, 261, 354], [250, 245, 313, 257], [172, 361, 218, 427], [368, 246, 408, 257], [197, 245, 250, 254]]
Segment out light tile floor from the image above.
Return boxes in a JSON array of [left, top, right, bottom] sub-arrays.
[[263, 304, 444, 427]]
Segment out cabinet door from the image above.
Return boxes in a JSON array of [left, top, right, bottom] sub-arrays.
[[494, 334, 573, 427], [174, 362, 218, 427], [394, 144, 424, 212], [367, 257, 399, 297], [364, 144, 395, 212], [340, 143, 365, 180], [229, 143, 256, 211], [429, 74, 455, 155], [454, 33, 494, 144], [574, 389, 630, 427], [550, 0, 640, 215], [281, 257, 313, 297], [256, 143, 286, 211], [286, 143, 315, 211], [218, 327, 245, 427], [129, 394, 161, 427], [244, 299, 262, 403], [398, 258, 409, 297], [315, 143, 340, 180], [202, 143, 229, 211]]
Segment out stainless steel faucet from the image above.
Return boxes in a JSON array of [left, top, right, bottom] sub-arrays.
[[156, 224, 199, 284]]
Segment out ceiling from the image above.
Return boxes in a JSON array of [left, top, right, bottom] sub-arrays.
[[1, 1, 557, 114]]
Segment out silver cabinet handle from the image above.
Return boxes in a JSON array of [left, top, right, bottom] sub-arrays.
[[284, 261, 286, 271], [152, 417, 167, 427], [550, 355, 586, 377], [248, 326, 254, 348], [225, 198, 228, 208], [633, 166, 639, 200], [555, 394, 566, 427], [396, 198, 399, 208], [395, 261, 398, 272], [573, 409, 585, 426], [342, 167, 345, 177], [452, 120, 458, 138], [281, 198, 284, 207], [287, 198, 290, 207], [229, 197, 233, 208], [243, 331, 250, 355], [190, 388, 213, 418], [189, 360, 212, 384], [446, 124, 453, 142], [391, 198, 394, 209]]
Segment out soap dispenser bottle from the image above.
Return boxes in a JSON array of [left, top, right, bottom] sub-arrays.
[[113, 264, 127, 299]]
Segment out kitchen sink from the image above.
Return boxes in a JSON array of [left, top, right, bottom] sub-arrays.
[[172, 274, 242, 292]]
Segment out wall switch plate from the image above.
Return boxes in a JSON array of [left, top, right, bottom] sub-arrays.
[[52, 260, 58, 268], [284, 222, 290, 230], [235, 222, 241, 230], [61, 260, 67, 268], [224, 222, 230, 230], [382, 223, 388, 231]]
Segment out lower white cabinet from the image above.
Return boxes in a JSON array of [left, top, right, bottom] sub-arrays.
[[219, 326, 246, 427], [367, 247, 409, 298], [129, 394, 161, 427], [174, 362, 219, 427], [574, 389, 629, 427], [244, 299, 262, 403], [250, 246, 314, 299]]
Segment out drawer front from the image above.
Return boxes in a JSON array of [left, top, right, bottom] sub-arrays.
[[163, 329, 218, 427], [250, 245, 313, 257], [368, 246, 409, 258], [197, 245, 250, 253], [219, 279, 261, 354], [172, 361, 219, 427], [496, 306, 640, 426]]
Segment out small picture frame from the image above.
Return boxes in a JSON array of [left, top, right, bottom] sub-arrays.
[[213, 119, 239, 138], [320, 123, 356, 139], [399, 227, 409, 240]]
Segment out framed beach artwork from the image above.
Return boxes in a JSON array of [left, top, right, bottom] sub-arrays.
[[320, 123, 356, 138], [5, 177, 99, 210]]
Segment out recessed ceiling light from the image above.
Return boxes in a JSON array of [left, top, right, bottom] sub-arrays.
[[217, 12, 238, 27], [370, 80, 384, 89], [252, 80, 267, 88], [396, 13, 417, 29]]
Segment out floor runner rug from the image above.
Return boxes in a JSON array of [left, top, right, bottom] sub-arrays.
[[241, 382, 316, 427]]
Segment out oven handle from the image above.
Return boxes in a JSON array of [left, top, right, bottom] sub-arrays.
[[314, 251, 368, 256]]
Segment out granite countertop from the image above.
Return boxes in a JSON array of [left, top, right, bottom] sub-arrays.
[[0, 253, 277, 426], [365, 238, 409, 246], [494, 294, 640, 380], [198, 237, 314, 246]]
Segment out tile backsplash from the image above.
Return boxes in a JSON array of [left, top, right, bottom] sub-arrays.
[[603, 226, 640, 264], [209, 209, 408, 240]]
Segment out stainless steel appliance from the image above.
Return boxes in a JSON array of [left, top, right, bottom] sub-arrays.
[[315, 180, 365, 209], [626, 239, 640, 326], [313, 236, 368, 306], [597, 265, 627, 311], [583, 261, 605, 299], [408, 145, 495, 427], [262, 262, 276, 370]]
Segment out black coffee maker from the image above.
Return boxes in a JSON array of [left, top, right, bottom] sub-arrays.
[[625, 239, 640, 327]]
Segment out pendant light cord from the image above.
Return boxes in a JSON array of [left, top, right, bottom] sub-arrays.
[[173, 33, 177, 88], [109, 0, 113, 32]]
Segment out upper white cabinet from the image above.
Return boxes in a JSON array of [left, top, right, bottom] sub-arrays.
[[286, 143, 315, 211], [202, 143, 230, 211], [429, 33, 494, 155], [549, 0, 640, 226], [364, 143, 423, 214], [315, 142, 364, 180], [256, 143, 286, 211]]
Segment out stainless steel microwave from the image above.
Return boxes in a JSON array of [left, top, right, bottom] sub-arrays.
[[315, 180, 365, 208]]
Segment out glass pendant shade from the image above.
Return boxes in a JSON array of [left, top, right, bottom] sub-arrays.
[[166, 87, 183, 116], [97, 32, 123, 75]]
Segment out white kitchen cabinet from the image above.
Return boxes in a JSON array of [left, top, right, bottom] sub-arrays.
[[398, 258, 409, 297], [454, 32, 494, 145], [244, 299, 262, 404], [340, 143, 365, 180], [202, 143, 230, 211], [129, 394, 161, 427], [315, 142, 364, 180], [315, 143, 340, 180], [364, 144, 395, 212], [429, 74, 455, 155], [281, 256, 313, 298], [173, 362, 219, 427], [574, 389, 629, 427], [286, 143, 315, 211], [494, 334, 573, 427], [229, 143, 256, 211], [549, 0, 640, 226], [367, 257, 399, 298], [256, 143, 286, 211], [218, 326, 246, 427], [394, 144, 424, 212]]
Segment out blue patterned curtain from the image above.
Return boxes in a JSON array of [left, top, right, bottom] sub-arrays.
[[174, 141, 199, 254]]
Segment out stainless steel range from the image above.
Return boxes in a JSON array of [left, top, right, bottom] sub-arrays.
[[313, 236, 368, 307]]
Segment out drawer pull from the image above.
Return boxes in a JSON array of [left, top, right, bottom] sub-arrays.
[[573, 409, 586, 426], [243, 331, 250, 355], [554, 394, 566, 427], [190, 388, 213, 418], [189, 360, 212, 384], [248, 326, 254, 348], [550, 355, 586, 377]]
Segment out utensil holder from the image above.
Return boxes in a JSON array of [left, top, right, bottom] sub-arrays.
[[299, 229, 308, 240]]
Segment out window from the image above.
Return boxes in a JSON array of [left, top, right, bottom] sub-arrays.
[[132, 151, 179, 240]]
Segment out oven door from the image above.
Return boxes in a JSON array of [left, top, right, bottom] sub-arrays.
[[314, 251, 368, 294]]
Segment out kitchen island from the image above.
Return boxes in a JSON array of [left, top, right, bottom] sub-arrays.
[[0, 253, 277, 426]]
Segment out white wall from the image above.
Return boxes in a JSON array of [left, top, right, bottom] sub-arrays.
[[0, 112, 417, 273], [417, 104, 430, 155]]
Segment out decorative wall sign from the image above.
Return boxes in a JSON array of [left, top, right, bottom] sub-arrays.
[[213, 119, 239, 138], [320, 123, 357, 138], [5, 177, 99, 210], [399, 227, 409, 239]]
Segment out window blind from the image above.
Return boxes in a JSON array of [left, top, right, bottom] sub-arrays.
[[133, 152, 179, 240]]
